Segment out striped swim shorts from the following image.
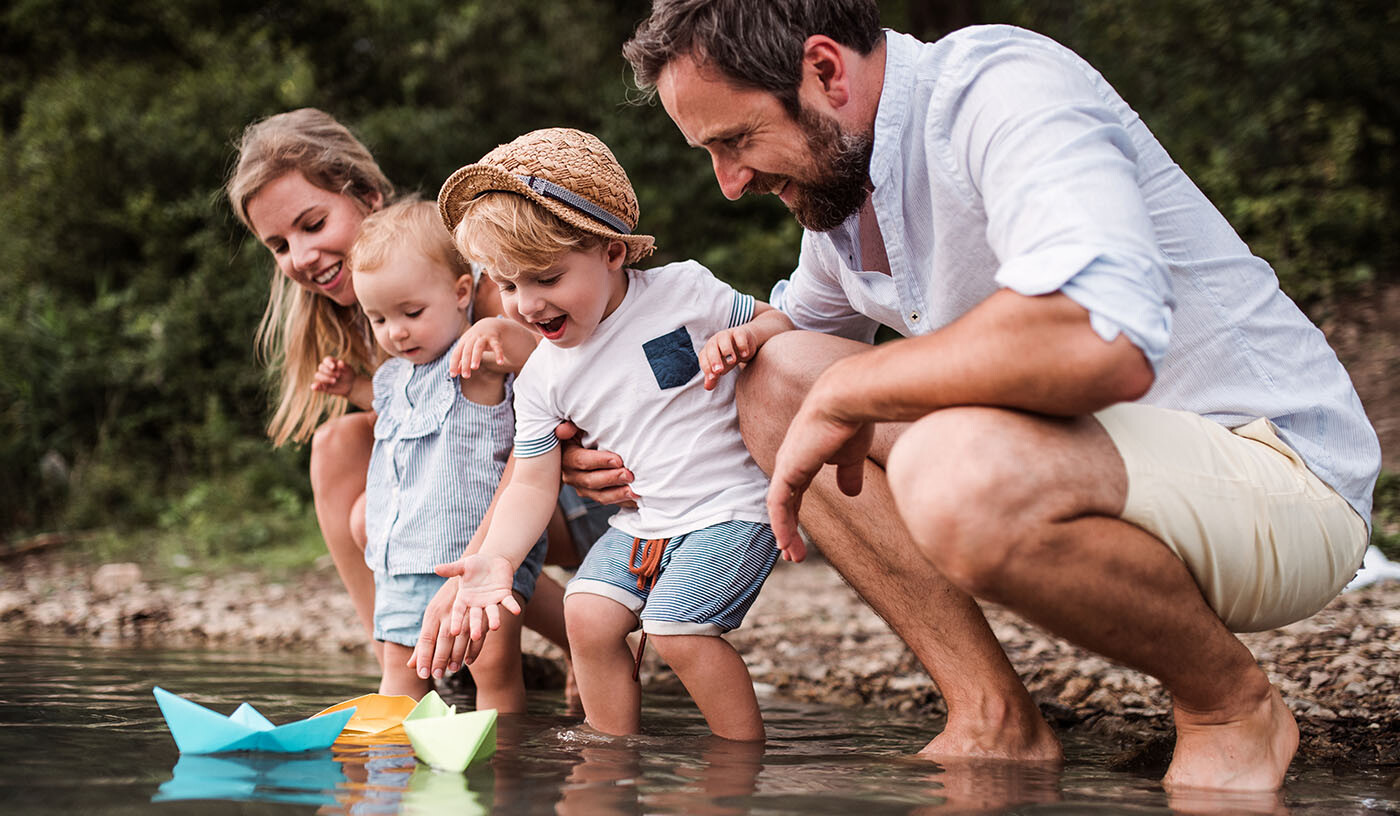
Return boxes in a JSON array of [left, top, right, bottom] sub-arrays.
[[564, 519, 778, 636]]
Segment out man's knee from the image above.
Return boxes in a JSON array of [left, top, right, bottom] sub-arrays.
[[886, 408, 1028, 594], [738, 330, 869, 470]]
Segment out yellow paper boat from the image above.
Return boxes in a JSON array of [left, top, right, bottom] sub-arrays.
[[313, 693, 418, 743], [403, 691, 496, 772]]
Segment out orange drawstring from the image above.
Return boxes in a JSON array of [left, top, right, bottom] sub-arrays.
[[627, 536, 669, 682]]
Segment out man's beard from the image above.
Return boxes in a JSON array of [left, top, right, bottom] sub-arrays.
[[750, 106, 873, 232]]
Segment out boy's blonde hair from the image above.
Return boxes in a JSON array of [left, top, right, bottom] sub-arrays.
[[225, 108, 395, 446], [352, 197, 473, 283], [453, 192, 605, 276]]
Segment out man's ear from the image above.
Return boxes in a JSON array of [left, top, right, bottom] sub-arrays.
[[800, 35, 851, 110]]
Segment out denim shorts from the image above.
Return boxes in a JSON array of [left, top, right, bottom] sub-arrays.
[[564, 519, 777, 637], [373, 534, 549, 647]]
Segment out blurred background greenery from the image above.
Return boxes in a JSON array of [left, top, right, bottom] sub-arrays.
[[1, 0, 1396, 570]]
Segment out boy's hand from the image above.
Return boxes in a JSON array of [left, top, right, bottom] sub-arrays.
[[449, 318, 535, 379], [700, 325, 760, 390], [433, 553, 522, 645], [311, 356, 356, 397], [409, 577, 485, 679]]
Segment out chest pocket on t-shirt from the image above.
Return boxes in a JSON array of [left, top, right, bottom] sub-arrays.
[[643, 326, 699, 390]]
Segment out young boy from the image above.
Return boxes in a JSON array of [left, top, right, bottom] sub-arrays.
[[314, 197, 546, 703], [431, 128, 798, 741]]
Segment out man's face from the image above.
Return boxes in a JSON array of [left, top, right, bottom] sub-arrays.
[[656, 55, 872, 232]]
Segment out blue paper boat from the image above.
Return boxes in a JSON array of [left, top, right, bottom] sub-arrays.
[[153, 686, 356, 754]]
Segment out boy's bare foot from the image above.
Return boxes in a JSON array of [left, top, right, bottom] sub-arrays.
[[1163, 683, 1298, 792]]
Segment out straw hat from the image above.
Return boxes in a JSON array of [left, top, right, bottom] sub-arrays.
[[438, 128, 656, 264]]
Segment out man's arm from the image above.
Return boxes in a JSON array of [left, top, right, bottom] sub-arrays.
[[765, 289, 1152, 554]]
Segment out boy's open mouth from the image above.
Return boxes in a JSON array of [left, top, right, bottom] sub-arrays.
[[537, 315, 567, 339]]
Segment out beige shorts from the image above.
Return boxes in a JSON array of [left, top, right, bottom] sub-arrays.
[[1096, 402, 1368, 632]]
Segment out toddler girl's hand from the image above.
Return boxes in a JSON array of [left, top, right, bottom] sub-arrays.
[[433, 553, 522, 647], [311, 356, 356, 397], [700, 326, 759, 390]]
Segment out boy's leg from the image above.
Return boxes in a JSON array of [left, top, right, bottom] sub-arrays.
[[467, 591, 528, 713], [565, 592, 642, 735], [648, 634, 763, 742], [379, 641, 432, 697]]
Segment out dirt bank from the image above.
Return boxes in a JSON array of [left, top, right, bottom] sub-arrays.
[[2, 550, 1397, 773]]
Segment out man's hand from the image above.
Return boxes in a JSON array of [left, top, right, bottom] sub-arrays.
[[556, 421, 638, 507], [311, 356, 356, 397], [765, 380, 874, 562]]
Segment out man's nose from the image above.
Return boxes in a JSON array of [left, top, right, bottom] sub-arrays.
[[711, 153, 753, 202]]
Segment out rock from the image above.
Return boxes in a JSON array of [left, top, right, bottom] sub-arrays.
[[91, 563, 143, 597]]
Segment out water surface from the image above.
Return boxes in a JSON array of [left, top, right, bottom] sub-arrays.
[[1, 637, 1395, 814]]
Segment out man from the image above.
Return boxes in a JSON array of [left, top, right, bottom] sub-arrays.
[[595, 0, 1380, 793]]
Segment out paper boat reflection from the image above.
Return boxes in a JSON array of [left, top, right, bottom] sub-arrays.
[[403, 691, 497, 772], [153, 686, 355, 753], [151, 752, 344, 806]]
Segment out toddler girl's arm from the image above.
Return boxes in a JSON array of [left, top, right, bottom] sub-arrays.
[[436, 447, 562, 645], [700, 302, 795, 390]]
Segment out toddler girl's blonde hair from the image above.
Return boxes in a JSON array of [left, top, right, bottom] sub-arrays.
[[225, 108, 395, 446], [350, 197, 473, 283], [453, 192, 605, 277]]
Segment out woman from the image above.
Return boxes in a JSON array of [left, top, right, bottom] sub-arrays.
[[225, 108, 594, 683]]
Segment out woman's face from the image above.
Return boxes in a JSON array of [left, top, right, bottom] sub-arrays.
[[245, 171, 380, 307]]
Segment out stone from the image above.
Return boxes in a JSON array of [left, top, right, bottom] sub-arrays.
[[91, 563, 143, 597]]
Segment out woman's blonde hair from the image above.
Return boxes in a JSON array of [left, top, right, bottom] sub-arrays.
[[226, 108, 395, 446], [350, 197, 473, 283], [453, 191, 605, 277]]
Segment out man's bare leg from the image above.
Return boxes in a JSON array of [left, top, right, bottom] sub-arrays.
[[737, 331, 1060, 761], [885, 406, 1296, 791]]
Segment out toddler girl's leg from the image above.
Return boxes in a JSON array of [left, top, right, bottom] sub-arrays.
[[565, 592, 641, 735], [467, 591, 527, 713], [649, 635, 763, 742], [379, 641, 431, 697], [310, 413, 377, 641]]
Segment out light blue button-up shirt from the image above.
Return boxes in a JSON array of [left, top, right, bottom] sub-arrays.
[[773, 26, 1380, 521]]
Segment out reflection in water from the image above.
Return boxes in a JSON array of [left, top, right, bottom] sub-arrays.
[[1, 637, 1395, 815]]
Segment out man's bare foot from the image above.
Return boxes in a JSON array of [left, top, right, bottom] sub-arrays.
[[917, 711, 1063, 762], [1164, 683, 1298, 792]]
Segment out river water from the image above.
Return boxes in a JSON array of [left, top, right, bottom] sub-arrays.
[[0, 636, 1396, 814]]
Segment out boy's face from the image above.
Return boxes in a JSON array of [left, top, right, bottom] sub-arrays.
[[489, 240, 627, 349], [357, 248, 472, 364]]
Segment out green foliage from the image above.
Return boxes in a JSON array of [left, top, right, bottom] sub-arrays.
[[1372, 471, 1400, 562], [0, 0, 1395, 552]]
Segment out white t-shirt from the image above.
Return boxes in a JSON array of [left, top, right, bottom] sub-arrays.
[[512, 260, 770, 540]]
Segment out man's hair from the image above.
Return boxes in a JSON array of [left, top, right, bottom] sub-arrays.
[[453, 192, 606, 277], [623, 0, 882, 116], [350, 197, 471, 283]]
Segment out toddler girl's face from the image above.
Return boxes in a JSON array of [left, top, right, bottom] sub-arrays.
[[357, 249, 472, 364], [490, 241, 627, 349]]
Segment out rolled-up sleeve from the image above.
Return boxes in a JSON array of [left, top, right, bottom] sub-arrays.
[[942, 43, 1175, 364]]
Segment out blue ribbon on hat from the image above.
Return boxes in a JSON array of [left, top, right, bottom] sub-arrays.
[[516, 174, 632, 235]]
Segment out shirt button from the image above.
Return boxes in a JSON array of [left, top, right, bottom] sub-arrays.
[[910, 311, 921, 322]]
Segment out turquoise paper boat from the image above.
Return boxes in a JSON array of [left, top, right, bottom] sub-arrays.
[[403, 691, 496, 772], [153, 686, 356, 754]]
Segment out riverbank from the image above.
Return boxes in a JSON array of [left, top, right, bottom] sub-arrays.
[[2, 549, 1397, 774]]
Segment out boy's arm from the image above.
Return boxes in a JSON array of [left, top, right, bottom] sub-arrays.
[[701, 301, 795, 390], [438, 447, 561, 640]]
